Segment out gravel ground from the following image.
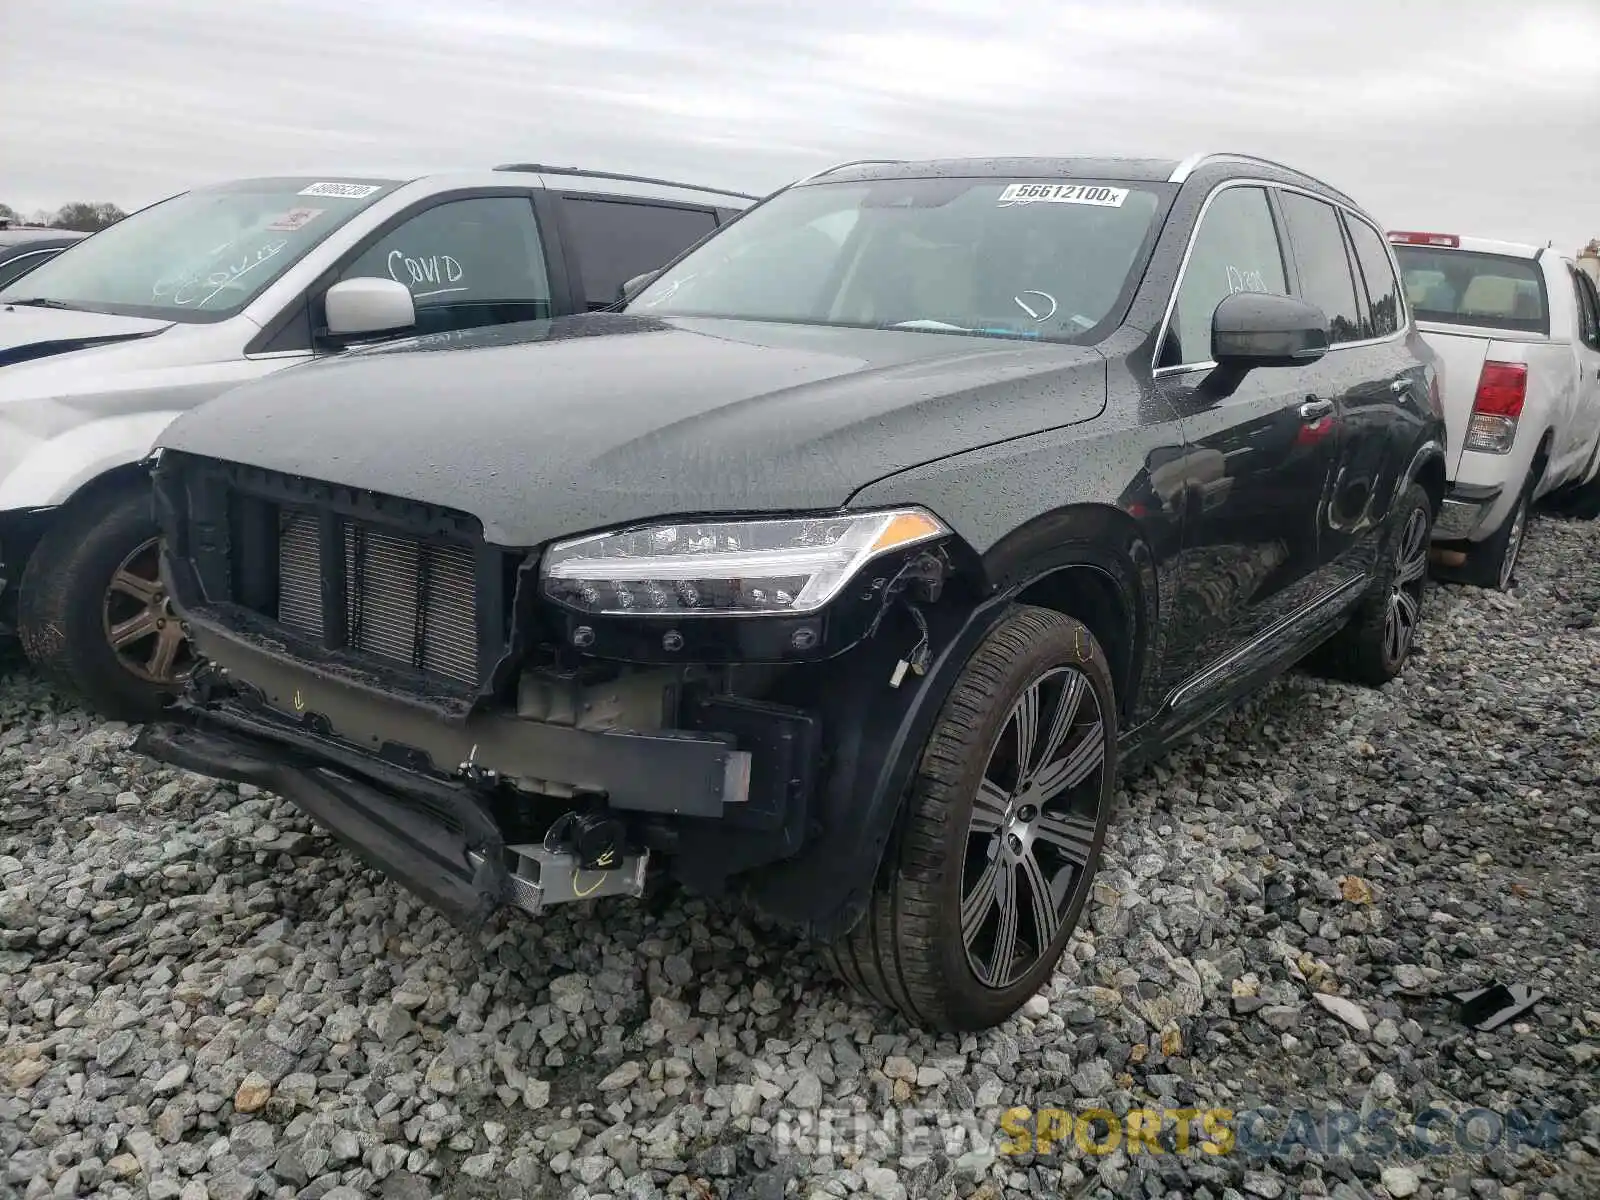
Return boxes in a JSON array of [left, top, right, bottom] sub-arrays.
[[2, 513, 1597, 1200]]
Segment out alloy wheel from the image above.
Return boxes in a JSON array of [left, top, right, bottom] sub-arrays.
[[1384, 506, 1429, 667], [1498, 498, 1528, 591], [101, 537, 193, 685], [961, 665, 1106, 989]]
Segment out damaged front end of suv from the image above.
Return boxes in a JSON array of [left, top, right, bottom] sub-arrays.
[[139, 452, 975, 940], [137, 154, 1440, 1031]]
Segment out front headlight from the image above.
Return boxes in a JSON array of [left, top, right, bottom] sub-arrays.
[[541, 508, 949, 616]]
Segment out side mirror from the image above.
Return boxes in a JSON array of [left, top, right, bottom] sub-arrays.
[[1210, 291, 1329, 368], [619, 270, 661, 305], [323, 277, 416, 338]]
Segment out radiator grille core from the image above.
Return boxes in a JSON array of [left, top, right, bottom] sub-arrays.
[[276, 508, 480, 685]]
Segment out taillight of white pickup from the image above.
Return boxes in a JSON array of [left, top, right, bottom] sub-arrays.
[[1465, 361, 1528, 454]]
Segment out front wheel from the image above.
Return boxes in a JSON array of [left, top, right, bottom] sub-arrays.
[[823, 605, 1117, 1031], [17, 483, 194, 721]]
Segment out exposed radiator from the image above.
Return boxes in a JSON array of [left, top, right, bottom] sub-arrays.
[[276, 508, 480, 685]]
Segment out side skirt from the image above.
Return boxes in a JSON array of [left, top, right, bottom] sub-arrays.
[[1119, 571, 1370, 772]]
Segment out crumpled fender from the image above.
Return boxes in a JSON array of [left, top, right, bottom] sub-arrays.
[[739, 589, 1017, 940]]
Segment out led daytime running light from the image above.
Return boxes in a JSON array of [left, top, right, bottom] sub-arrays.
[[541, 508, 948, 616]]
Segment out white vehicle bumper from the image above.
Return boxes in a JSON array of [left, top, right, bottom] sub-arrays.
[[1433, 482, 1505, 541]]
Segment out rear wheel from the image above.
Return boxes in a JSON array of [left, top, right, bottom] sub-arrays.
[[1459, 476, 1533, 591], [822, 605, 1116, 1031], [17, 482, 194, 721], [1309, 482, 1433, 687]]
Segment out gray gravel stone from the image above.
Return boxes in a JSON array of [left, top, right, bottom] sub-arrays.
[[1, 511, 1596, 1200]]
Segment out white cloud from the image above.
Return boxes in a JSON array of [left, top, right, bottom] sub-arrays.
[[3, 0, 1596, 250]]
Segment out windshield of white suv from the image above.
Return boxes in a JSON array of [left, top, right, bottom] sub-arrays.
[[627, 177, 1165, 342], [0, 178, 401, 322]]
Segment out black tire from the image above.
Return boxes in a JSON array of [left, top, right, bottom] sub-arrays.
[[1310, 482, 1433, 687], [1458, 476, 1532, 591], [16, 482, 192, 721], [822, 605, 1117, 1031]]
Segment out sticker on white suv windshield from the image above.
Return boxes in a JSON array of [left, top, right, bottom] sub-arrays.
[[298, 181, 384, 199], [998, 183, 1128, 208], [265, 207, 325, 232]]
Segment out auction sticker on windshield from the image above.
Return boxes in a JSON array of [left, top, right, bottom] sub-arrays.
[[265, 207, 325, 232], [299, 182, 384, 199], [998, 183, 1128, 208]]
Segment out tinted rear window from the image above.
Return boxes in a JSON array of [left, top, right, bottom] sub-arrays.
[[1394, 246, 1548, 335], [561, 197, 720, 309]]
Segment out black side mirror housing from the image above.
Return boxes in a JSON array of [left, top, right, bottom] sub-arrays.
[[1211, 291, 1330, 368], [1199, 292, 1329, 400]]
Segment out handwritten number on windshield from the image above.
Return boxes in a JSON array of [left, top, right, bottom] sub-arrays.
[[152, 239, 289, 307]]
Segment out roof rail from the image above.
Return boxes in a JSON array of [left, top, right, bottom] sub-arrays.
[[491, 163, 760, 202], [1168, 151, 1359, 207], [792, 159, 906, 185]]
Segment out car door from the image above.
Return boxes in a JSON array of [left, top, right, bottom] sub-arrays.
[[1565, 266, 1600, 480], [1156, 183, 1339, 686], [1295, 200, 1415, 574], [554, 194, 722, 310], [333, 194, 555, 336]]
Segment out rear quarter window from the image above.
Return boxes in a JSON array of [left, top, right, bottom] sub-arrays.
[[1394, 246, 1549, 336], [560, 197, 720, 310]]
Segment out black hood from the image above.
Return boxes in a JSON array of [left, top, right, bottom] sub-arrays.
[[159, 314, 1107, 547]]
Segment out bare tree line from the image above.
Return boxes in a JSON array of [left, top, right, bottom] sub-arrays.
[[0, 201, 128, 232]]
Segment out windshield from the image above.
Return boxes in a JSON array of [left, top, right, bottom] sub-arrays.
[[0, 178, 401, 321], [1394, 246, 1549, 335], [628, 177, 1165, 341]]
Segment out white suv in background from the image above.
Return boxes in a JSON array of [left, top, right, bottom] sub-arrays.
[[0, 165, 754, 718], [1390, 231, 1600, 589]]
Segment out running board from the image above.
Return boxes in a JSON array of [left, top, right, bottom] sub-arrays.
[[469, 843, 649, 914]]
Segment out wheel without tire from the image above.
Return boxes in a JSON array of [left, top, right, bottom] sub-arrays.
[[1310, 482, 1433, 687], [1459, 479, 1532, 591], [823, 604, 1116, 1031], [17, 483, 193, 721]]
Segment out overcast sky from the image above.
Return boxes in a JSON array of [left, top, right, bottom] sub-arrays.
[[5, 0, 1597, 250]]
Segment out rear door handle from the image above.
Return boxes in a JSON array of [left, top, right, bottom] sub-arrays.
[[1299, 398, 1335, 421]]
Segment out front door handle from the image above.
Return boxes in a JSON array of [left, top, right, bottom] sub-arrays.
[[1299, 397, 1335, 421]]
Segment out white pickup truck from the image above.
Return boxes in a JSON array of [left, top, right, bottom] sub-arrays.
[[1390, 231, 1600, 589]]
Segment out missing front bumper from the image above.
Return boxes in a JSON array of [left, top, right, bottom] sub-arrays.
[[136, 717, 510, 927], [182, 609, 752, 818], [134, 711, 649, 927]]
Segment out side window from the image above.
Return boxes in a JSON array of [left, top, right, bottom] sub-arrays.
[[561, 197, 719, 309], [339, 196, 551, 335], [1161, 186, 1288, 368], [1346, 217, 1404, 338], [1278, 192, 1364, 345], [1570, 268, 1600, 350]]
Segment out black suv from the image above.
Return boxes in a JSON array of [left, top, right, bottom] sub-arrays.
[[138, 154, 1446, 1031]]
